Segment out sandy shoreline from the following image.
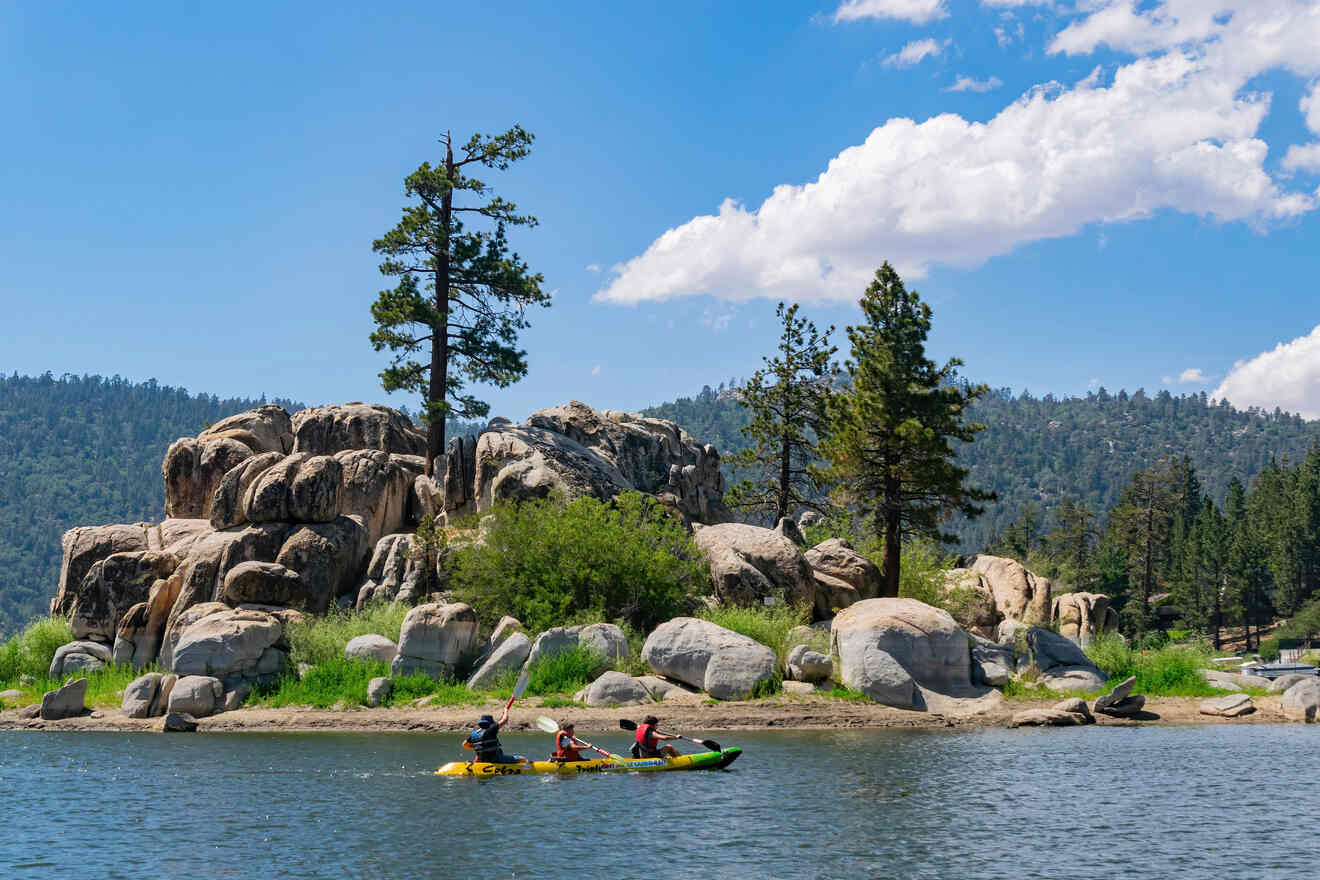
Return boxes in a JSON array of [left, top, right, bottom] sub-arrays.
[[0, 693, 1292, 734]]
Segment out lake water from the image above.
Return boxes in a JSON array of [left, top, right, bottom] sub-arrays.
[[1, 724, 1314, 879]]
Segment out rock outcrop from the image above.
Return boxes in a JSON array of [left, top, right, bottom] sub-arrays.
[[1282, 679, 1320, 722], [785, 644, 833, 683], [122, 672, 166, 719], [1023, 626, 1108, 693], [291, 404, 427, 457], [345, 634, 399, 665], [48, 640, 112, 677], [968, 555, 1052, 625], [392, 602, 481, 679], [473, 401, 728, 524], [467, 631, 532, 691], [693, 523, 818, 612], [1051, 592, 1119, 647], [170, 607, 287, 687], [168, 675, 224, 717], [40, 677, 87, 720], [642, 618, 777, 700], [575, 670, 653, 706]]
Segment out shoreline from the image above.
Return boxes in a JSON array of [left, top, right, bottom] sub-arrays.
[[0, 693, 1292, 734]]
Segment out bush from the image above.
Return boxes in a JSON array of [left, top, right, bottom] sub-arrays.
[[1085, 633, 1219, 696], [450, 491, 707, 633], [526, 646, 605, 697], [1258, 637, 1281, 662], [0, 616, 74, 685], [260, 658, 391, 708], [284, 603, 410, 668], [697, 602, 810, 664]]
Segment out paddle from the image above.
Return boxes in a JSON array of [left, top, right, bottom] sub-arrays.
[[618, 718, 721, 752], [536, 715, 626, 761]]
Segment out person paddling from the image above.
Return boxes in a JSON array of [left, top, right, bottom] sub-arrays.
[[550, 721, 589, 762], [633, 714, 680, 759], [466, 705, 524, 764]]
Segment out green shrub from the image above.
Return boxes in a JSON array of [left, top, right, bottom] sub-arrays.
[[284, 603, 410, 668], [260, 658, 390, 708], [696, 602, 810, 664], [1085, 633, 1219, 697], [0, 616, 74, 685], [450, 491, 707, 633], [1258, 637, 1281, 662], [526, 646, 605, 696]]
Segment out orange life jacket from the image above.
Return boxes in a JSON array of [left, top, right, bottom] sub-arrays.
[[553, 730, 583, 761]]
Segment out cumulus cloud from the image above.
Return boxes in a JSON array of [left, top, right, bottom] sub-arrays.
[[882, 38, 949, 69], [585, 264, 601, 273], [1213, 326, 1320, 419], [947, 75, 1004, 92], [1178, 368, 1209, 383], [596, 1, 1320, 306], [1283, 81, 1320, 172], [994, 21, 1025, 48], [833, 0, 947, 24]]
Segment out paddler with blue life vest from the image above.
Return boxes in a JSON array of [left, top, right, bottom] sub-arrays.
[[633, 714, 680, 759], [466, 704, 525, 764]]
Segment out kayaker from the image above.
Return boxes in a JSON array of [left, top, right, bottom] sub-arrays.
[[466, 705, 524, 764], [551, 722, 587, 762], [633, 714, 680, 759]]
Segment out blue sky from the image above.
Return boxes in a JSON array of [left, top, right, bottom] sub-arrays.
[[3, 0, 1319, 421]]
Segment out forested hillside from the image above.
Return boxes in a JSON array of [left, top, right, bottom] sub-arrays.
[[646, 385, 1320, 551]]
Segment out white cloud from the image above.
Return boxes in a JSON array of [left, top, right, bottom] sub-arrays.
[[1283, 81, 1320, 172], [947, 75, 1004, 92], [1161, 375, 1173, 384], [585, 264, 601, 273], [702, 308, 733, 332], [1177, 367, 1209, 383], [591, 364, 602, 375], [883, 38, 949, 69], [1212, 326, 1320, 419], [994, 21, 1025, 47], [833, 0, 947, 24], [596, 1, 1320, 306]]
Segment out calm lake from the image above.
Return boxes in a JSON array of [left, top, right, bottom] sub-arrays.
[[1, 725, 1314, 879]]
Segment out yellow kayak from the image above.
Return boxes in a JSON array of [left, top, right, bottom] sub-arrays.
[[436, 747, 741, 777]]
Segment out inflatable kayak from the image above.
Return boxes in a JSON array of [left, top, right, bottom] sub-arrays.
[[436, 747, 741, 777]]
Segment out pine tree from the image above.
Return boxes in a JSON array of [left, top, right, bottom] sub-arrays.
[[370, 127, 549, 475], [727, 302, 836, 523], [1107, 457, 1186, 638], [822, 263, 993, 597]]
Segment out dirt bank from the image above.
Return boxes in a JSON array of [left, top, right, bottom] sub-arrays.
[[0, 693, 1292, 734]]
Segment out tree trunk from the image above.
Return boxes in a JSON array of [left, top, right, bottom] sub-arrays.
[[776, 432, 791, 523], [880, 478, 901, 598], [425, 138, 455, 477]]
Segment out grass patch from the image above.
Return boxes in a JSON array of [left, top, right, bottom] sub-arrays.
[[1085, 634, 1221, 697], [696, 602, 810, 665], [0, 616, 74, 685], [820, 686, 870, 702], [284, 603, 409, 668], [9, 663, 145, 708], [257, 658, 391, 708], [1001, 677, 1063, 701], [538, 696, 585, 709], [526, 646, 605, 697]]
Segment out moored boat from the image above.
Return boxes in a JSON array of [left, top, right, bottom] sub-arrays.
[[436, 747, 741, 777]]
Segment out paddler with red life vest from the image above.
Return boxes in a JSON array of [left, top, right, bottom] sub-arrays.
[[550, 722, 589, 762], [633, 714, 680, 759]]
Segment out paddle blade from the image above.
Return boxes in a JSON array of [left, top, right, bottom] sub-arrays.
[[699, 739, 721, 752], [536, 715, 559, 733], [618, 719, 638, 731], [512, 669, 530, 699]]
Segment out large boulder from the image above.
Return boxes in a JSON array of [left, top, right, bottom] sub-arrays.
[[1009, 709, 1086, 728], [1201, 669, 1272, 691], [198, 405, 294, 455], [575, 671, 652, 706], [1200, 693, 1254, 717], [392, 602, 481, 679], [831, 598, 984, 710], [355, 533, 430, 609], [1051, 592, 1120, 647], [51, 524, 153, 618], [66, 550, 180, 642], [526, 626, 588, 669], [335, 449, 421, 546], [941, 569, 1000, 638], [169, 608, 286, 683], [273, 517, 370, 613], [969, 634, 1015, 687], [49, 640, 112, 678], [1282, 679, 1320, 722], [805, 539, 883, 602], [641, 618, 777, 700], [39, 677, 87, 720], [220, 561, 309, 608], [291, 404, 427, 457], [163, 436, 253, 519], [472, 401, 728, 524], [577, 623, 630, 663], [467, 631, 532, 690], [245, 454, 343, 524], [167, 675, 223, 718], [692, 523, 818, 612], [785, 644, 832, 683], [1269, 673, 1315, 694], [1025, 626, 1108, 693], [968, 555, 1052, 625], [121, 672, 164, 718], [209, 451, 285, 530], [345, 634, 399, 665]]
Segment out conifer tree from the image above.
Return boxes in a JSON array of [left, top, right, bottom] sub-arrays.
[[1107, 457, 1186, 638], [370, 127, 549, 475], [822, 263, 993, 597], [728, 302, 837, 523]]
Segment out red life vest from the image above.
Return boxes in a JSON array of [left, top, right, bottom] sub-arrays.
[[553, 730, 583, 761], [635, 723, 657, 751]]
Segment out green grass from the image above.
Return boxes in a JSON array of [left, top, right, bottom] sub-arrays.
[[1084, 634, 1223, 697], [257, 658, 391, 708], [696, 602, 810, 665], [284, 603, 410, 667], [5, 663, 145, 708], [0, 616, 74, 685], [819, 686, 870, 702], [526, 646, 605, 697], [538, 696, 585, 709]]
